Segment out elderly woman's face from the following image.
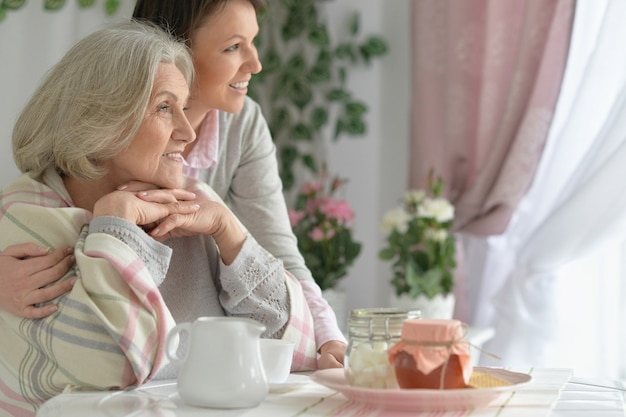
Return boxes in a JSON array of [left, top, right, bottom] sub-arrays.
[[103, 63, 196, 189]]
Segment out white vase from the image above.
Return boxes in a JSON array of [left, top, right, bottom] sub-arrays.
[[389, 293, 455, 319], [322, 288, 348, 333]]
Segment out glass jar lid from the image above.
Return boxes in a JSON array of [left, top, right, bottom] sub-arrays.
[[348, 307, 421, 341]]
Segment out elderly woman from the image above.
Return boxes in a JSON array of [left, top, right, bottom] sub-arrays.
[[0, 21, 316, 417]]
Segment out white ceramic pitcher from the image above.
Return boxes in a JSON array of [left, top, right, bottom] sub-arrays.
[[165, 316, 269, 408]]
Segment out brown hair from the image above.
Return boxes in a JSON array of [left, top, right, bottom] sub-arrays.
[[133, 0, 267, 46]]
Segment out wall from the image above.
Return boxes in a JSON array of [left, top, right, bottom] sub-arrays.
[[0, 1, 412, 318], [324, 1, 412, 316], [0, 1, 136, 181]]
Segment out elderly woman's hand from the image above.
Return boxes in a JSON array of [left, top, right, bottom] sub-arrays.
[[92, 187, 200, 231], [135, 192, 246, 265], [109, 184, 245, 265]]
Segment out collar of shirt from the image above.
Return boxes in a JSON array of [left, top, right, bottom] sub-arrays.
[[183, 109, 219, 179]]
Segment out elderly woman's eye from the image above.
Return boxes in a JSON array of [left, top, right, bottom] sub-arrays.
[[157, 104, 170, 113]]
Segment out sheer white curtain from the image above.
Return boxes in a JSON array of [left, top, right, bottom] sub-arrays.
[[0, 1, 134, 187], [463, 0, 626, 380]]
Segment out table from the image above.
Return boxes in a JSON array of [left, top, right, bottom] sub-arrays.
[[36, 367, 626, 417], [553, 375, 626, 417]]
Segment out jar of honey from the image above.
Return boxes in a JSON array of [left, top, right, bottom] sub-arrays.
[[344, 308, 420, 389], [387, 319, 472, 389]]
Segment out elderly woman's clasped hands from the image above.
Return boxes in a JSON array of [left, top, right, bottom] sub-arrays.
[[106, 182, 246, 264]]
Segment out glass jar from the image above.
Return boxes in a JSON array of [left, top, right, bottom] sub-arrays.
[[388, 319, 472, 389], [344, 307, 420, 389]]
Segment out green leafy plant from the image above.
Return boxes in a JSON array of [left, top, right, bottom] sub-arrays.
[[0, 0, 120, 23], [288, 172, 362, 291], [249, 0, 388, 191], [379, 175, 457, 299]]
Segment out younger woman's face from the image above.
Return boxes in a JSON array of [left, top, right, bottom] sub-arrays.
[[190, 0, 262, 114]]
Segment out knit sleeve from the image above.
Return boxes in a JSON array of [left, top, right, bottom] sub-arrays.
[[217, 238, 318, 370], [88, 216, 172, 287], [217, 236, 290, 338]]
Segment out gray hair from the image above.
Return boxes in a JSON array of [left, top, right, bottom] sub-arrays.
[[12, 20, 194, 180]]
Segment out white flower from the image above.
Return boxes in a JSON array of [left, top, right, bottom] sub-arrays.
[[417, 197, 454, 223], [424, 228, 448, 242], [380, 207, 412, 234], [404, 189, 426, 205]]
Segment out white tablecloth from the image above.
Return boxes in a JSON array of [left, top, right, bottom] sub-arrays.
[[37, 368, 626, 417]]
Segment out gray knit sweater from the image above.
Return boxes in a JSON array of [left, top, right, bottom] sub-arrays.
[[89, 214, 289, 379]]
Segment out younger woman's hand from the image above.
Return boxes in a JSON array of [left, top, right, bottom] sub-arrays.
[[0, 243, 76, 319], [317, 340, 347, 369]]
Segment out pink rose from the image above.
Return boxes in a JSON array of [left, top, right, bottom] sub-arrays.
[[301, 180, 323, 196], [309, 227, 326, 242], [309, 226, 336, 241], [288, 209, 306, 227], [306, 196, 330, 215], [320, 199, 354, 223]]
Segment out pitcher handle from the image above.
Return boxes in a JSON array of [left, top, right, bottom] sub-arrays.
[[165, 322, 192, 367]]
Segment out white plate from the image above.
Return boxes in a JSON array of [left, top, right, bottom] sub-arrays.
[[311, 366, 532, 411]]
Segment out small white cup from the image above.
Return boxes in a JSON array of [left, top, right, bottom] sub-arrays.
[[259, 339, 295, 384]]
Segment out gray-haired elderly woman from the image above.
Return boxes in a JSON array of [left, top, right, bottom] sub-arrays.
[[0, 21, 315, 417]]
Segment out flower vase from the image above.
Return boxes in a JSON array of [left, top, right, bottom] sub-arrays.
[[389, 293, 455, 319], [322, 287, 348, 333]]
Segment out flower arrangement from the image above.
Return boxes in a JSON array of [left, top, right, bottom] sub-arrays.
[[288, 174, 362, 291], [378, 175, 456, 299]]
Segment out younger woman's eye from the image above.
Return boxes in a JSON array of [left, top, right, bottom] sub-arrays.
[[225, 44, 239, 52]]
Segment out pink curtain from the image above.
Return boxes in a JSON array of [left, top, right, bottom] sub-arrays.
[[410, 0, 575, 235]]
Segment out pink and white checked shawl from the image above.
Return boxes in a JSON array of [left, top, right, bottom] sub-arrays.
[[0, 171, 316, 417], [0, 170, 177, 417]]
